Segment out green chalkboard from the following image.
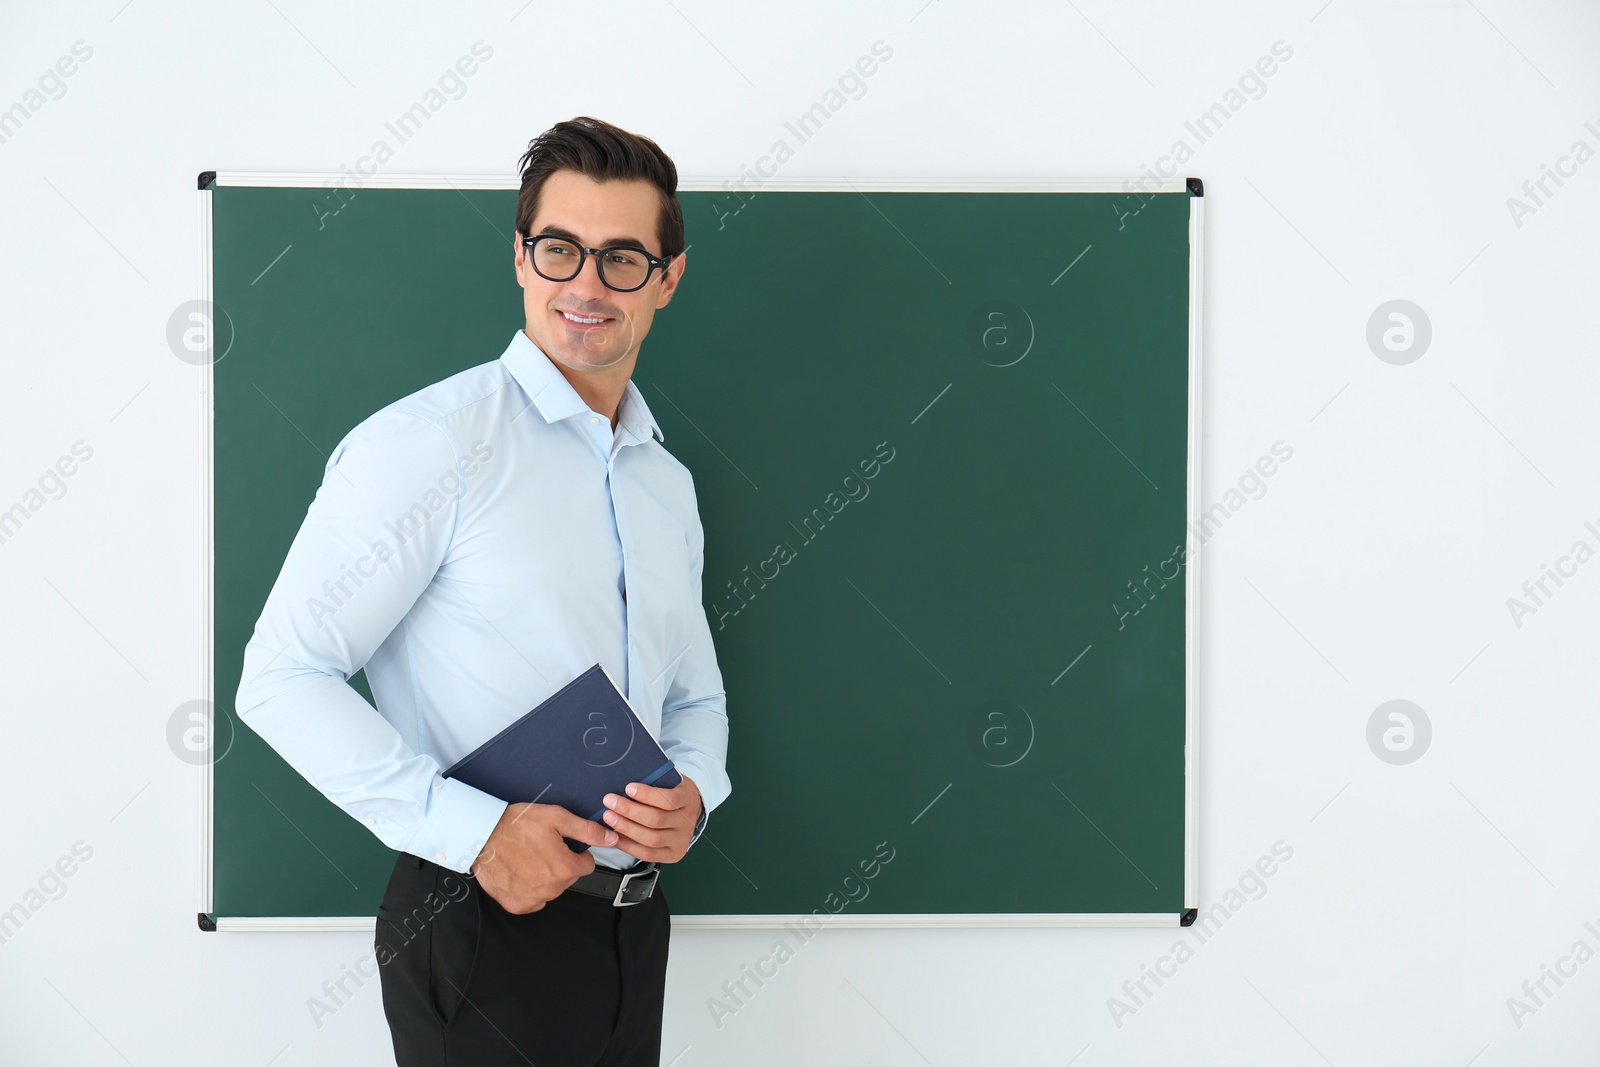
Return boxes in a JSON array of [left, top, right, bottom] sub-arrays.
[[204, 175, 1200, 928]]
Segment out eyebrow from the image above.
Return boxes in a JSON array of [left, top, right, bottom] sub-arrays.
[[535, 224, 651, 251]]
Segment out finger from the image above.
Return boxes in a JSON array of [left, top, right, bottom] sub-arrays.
[[574, 851, 597, 876], [609, 832, 667, 863], [557, 810, 620, 849], [616, 781, 684, 812], [602, 794, 671, 830], [602, 810, 674, 850]]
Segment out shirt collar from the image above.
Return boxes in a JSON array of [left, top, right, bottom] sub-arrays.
[[499, 329, 664, 445]]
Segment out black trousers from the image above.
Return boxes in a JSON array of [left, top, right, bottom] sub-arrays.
[[374, 852, 671, 1067]]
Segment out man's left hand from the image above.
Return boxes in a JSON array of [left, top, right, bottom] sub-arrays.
[[601, 774, 703, 864]]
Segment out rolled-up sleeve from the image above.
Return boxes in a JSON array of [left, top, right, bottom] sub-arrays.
[[234, 409, 507, 874], [657, 499, 731, 851]]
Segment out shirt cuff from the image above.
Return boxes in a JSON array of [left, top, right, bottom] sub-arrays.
[[668, 753, 729, 824], [687, 801, 708, 851], [405, 775, 508, 874]]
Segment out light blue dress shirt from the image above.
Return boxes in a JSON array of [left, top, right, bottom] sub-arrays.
[[235, 329, 729, 874]]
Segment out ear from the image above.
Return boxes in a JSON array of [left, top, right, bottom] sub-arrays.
[[513, 233, 527, 289], [655, 251, 686, 310]]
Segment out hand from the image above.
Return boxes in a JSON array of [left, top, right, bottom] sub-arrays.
[[469, 802, 619, 914], [600, 774, 703, 864]]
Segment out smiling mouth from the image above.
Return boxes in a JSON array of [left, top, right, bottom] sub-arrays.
[[558, 309, 612, 327]]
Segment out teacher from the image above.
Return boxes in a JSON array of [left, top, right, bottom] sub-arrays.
[[235, 115, 731, 1066]]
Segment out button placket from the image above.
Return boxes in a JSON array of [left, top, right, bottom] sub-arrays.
[[609, 460, 639, 702]]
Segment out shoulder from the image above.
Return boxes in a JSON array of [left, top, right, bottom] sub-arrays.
[[382, 359, 513, 431], [336, 359, 512, 459]]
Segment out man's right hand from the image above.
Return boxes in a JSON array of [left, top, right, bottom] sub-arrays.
[[468, 802, 619, 914]]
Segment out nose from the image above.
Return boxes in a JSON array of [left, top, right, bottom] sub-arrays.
[[565, 250, 611, 301]]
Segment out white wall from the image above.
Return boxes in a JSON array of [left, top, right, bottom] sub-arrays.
[[3, 1, 1598, 1063]]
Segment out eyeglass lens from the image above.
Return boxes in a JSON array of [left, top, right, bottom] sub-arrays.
[[531, 237, 652, 291]]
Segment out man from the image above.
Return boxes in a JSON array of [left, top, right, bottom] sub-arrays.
[[234, 115, 730, 1066]]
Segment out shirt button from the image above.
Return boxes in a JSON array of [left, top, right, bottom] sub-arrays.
[[365, 816, 375, 826], [435, 852, 446, 862], [590, 416, 600, 424]]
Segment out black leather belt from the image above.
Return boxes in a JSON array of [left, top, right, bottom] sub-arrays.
[[566, 861, 659, 906]]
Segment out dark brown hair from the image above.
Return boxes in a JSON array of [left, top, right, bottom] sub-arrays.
[[514, 116, 685, 258]]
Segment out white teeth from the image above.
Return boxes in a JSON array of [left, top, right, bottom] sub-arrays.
[[561, 311, 607, 324]]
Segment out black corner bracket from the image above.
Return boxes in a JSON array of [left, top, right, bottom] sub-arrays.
[[197, 170, 216, 191], [1180, 907, 1198, 926], [198, 912, 217, 932], [1186, 177, 1203, 198]]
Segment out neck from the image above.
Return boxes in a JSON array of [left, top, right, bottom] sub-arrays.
[[525, 328, 633, 428]]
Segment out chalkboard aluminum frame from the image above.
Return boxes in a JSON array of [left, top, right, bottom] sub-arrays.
[[197, 173, 1203, 931]]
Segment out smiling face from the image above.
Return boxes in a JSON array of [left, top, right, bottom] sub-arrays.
[[514, 169, 686, 379]]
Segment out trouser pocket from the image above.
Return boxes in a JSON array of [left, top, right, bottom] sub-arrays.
[[428, 866, 482, 1029], [374, 858, 481, 1031]]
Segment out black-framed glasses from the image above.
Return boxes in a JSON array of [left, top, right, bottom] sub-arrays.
[[520, 233, 673, 293]]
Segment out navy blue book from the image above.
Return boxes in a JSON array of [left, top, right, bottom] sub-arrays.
[[441, 663, 682, 853]]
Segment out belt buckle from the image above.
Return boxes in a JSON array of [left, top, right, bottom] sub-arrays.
[[612, 865, 656, 907]]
